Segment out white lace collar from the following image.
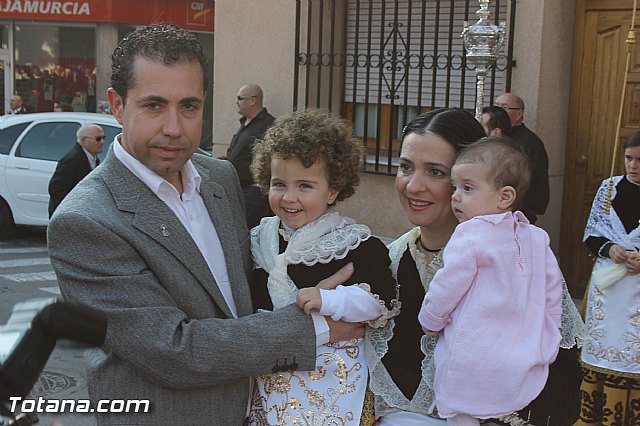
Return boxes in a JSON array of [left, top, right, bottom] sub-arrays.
[[251, 212, 371, 309]]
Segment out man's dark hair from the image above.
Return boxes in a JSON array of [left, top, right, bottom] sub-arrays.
[[110, 22, 209, 103], [482, 105, 512, 136]]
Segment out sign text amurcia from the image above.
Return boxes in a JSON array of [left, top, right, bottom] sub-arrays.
[[0, 0, 90, 15]]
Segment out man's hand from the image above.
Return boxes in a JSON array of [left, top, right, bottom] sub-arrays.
[[297, 288, 322, 314], [316, 263, 353, 290], [327, 318, 364, 342]]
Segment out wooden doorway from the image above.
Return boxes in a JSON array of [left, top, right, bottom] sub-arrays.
[[561, 0, 639, 298]]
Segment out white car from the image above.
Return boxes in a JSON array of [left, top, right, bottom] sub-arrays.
[[0, 112, 122, 239]]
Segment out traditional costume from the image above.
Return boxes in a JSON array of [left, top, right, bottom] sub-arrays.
[[247, 212, 398, 425], [577, 175, 640, 425]]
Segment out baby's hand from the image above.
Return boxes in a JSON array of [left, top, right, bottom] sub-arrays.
[[297, 287, 322, 315], [422, 326, 437, 336]]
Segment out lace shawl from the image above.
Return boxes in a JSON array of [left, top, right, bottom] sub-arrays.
[[251, 211, 380, 311], [583, 176, 640, 251], [367, 227, 588, 418], [366, 227, 440, 417]]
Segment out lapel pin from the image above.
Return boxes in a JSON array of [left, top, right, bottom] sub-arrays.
[[160, 224, 170, 237]]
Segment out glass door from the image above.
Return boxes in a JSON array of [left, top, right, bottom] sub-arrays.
[[0, 49, 10, 115]]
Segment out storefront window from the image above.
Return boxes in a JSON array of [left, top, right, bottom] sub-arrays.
[[14, 23, 96, 113], [0, 23, 8, 49]]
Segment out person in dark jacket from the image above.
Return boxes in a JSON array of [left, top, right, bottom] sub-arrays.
[[8, 95, 28, 114], [495, 93, 550, 224], [48, 124, 105, 217], [224, 84, 275, 229]]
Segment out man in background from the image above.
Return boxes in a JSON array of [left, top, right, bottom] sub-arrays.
[[495, 92, 550, 224], [48, 124, 104, 217], [225, 83, 275, 228], [481, 105, 511, 137], [8, 95, 27, 114]]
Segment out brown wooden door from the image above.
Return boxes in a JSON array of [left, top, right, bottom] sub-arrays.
[[561, 0, 639, 298]]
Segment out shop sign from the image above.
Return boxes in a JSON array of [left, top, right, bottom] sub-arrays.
[[0, 1, 110, 19], [0, 0, 214, 32]]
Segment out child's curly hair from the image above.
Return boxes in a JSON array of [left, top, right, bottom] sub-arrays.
[[251, 109, 364, 203]]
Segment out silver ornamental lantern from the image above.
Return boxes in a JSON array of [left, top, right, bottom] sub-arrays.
[[462, 0, 506, 121]]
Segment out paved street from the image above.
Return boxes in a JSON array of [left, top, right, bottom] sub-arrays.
[[1, 226, 96, 426]]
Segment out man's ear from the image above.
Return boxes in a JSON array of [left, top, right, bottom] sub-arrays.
[[489, 128, 502, 137], [107, 88, 124, 125], [497, 186, 516, 211]]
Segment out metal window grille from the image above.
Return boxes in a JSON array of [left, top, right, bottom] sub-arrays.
[[293, 0, 516, 175]]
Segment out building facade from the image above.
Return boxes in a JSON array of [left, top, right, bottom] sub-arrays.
[[212, 0, 574, 246]]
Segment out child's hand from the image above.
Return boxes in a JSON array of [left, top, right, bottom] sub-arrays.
[[297, 287, 322, 315], [421, 326, 437, 336]]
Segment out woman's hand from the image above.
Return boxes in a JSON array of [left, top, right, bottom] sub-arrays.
[[609, 244, 629, 263], [422, 326, 437, 336], [626, 251, 640, 275]]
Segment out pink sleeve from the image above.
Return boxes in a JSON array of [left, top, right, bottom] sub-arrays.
[[418, 229, 477, 332], [545, 245, 563, 328]]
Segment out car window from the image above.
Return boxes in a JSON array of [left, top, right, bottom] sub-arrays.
[[0, 122, 31, 155], [15, 122, 81, 161], [98, 125, 121, 161]]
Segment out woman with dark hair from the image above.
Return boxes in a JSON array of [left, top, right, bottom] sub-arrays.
[[576, 132, 640, 425], [366, 108, 586, 425]]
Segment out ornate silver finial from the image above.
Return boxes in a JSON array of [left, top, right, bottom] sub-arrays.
[[461, 0, 506, 121]]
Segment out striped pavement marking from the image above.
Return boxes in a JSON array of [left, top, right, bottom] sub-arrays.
[[0, 247, 49, 255], [39, 287, 61, 295], [0, 257, 51, 268], [0, 271, 57, 282]]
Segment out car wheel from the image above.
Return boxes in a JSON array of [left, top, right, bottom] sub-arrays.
[[0, 199, 14, 239]]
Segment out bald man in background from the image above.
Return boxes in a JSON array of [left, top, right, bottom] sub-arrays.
[[48, 124, 105, 217], [495, 93, 550, 224], [225, 84, 275, 228]]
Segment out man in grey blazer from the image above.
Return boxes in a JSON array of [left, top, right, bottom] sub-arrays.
[[47, 23, 360, 425]]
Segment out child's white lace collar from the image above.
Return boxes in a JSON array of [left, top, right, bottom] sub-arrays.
[[251, 212, 371, 309]]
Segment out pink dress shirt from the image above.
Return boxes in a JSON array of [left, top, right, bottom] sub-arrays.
[[418, 211, 562, 419]]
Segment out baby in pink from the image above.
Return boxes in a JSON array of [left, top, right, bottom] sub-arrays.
[[418, 138, 562, 426]]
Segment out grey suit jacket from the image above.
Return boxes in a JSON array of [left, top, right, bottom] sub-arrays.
[[48, 148, 316, 425]]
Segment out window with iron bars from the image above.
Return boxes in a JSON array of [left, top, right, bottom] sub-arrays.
[[293, 0, 516, 175]]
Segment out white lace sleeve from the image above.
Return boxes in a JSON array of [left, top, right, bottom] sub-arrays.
[[352, 283, 400, 328], [559, 278, 589, 348]]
